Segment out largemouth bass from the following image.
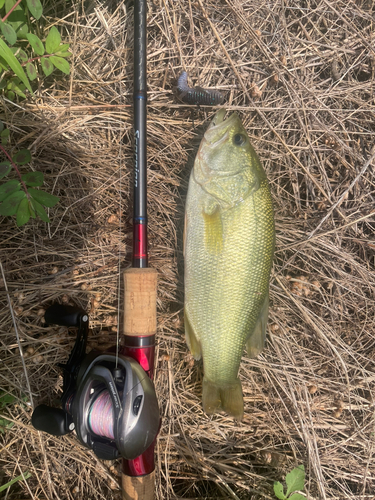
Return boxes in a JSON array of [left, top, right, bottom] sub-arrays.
[[184, 110, 275, 421]]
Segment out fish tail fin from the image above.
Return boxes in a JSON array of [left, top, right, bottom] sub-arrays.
[[202, 378, 244, 421]]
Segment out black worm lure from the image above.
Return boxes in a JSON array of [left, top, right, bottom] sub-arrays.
[[177, 71, 224, 106]]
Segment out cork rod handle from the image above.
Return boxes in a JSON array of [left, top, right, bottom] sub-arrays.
[[123, 268, 157, 337], [122, 267, 158, 500], [122, 471, 155, 500]]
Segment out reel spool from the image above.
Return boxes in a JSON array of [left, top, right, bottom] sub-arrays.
[[32, 304, 160, 461]]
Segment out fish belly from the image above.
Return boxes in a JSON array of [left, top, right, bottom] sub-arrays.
[[184, 175, 274, 419]]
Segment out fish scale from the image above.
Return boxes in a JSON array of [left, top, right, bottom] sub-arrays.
[[184, 110, 275, 420]]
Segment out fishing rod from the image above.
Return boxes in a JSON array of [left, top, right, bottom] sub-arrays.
[[31, 2, 160, 499], [121, 0, 159, 497]]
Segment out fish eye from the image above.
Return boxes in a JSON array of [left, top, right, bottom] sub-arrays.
[[233, 134, 246, 146]]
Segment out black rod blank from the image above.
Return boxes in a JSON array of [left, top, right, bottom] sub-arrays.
[[132, 0, 148, 268]]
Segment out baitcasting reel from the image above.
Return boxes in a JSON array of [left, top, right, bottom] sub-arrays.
[[32, 304, 160, 461]]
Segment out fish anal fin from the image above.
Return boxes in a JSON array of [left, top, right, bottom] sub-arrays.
[[184, 308, 202, 360], [246, 292, 269, 358], [202, 205, 223, 254], [202, 378, 244, 421]]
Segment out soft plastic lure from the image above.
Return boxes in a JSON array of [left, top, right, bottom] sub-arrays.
[[177, 71, 224, 106]]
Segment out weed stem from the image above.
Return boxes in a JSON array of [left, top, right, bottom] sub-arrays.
[[0, 144, 29, 193]]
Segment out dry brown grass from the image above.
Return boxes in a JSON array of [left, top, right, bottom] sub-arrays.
[[1, 0, 375, 498]]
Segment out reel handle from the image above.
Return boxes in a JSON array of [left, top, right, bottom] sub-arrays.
[[45, 303, 87, 328], [32, 404, 74, 436]]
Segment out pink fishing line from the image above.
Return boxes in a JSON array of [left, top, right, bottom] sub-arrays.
[[89, 390, 115, 440]]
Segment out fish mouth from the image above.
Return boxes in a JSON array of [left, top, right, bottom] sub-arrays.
[[204, 110, 240, 146]]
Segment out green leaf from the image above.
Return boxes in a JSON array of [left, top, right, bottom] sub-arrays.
[[0, 391, 19, 430], [56, 43, 69, 52], [5, 0, 28, 39], [26, 0, 43, 20], [28, 188, 59, 207], [12, 149, 31, 165], [0, 471, 31, 493], [49, 55, 69, 74], [0, 179, 20, 202], [45, 26, 61, 54], [26, 62, 37, 81], [0, 418, 14, 432], [0, 39, 32, 92], [0, 0, 5, 9], [0, 56, 9, 71], [40, 57, 53, 76], [1, 128, 10, 145], [6, 78, 15, 90], [55, 50, 71, 58], [0, 161, 11, 179], [26, 33, 44, 56], [0, 391, 16, 407], [54, 50, 71, 59], [22, 171, 43, 186], [11, 82, 26, 98], [55, 44, 71, 57], [0, 190, 25, 215], [0, 20, 17, 45], [6, 90, 15, 101], [286, 466, 305, 498], [16, 48, 28, 62], [31, 198, 49, 222], [289, 494, 306, 500], [273, 481, 286, 500], [16, 196, 30, 225]]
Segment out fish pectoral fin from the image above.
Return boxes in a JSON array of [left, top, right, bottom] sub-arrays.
[[202, 204, 223, 254], [202, 378, 244, 421], [184, 308, 202, 360], [246, 291, 269, 358]]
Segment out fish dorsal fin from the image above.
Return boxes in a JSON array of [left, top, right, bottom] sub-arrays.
[[202, 203, 223, 254]]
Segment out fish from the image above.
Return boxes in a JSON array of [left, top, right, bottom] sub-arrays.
[[184, 109, 275, 421], [177, 71, 224, 106]]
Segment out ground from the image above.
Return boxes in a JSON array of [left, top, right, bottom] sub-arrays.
[[0, 0, 374, 499]]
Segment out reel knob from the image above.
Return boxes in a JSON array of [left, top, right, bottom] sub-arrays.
[[32, 404, 74, 436], [45, 304, 88, 328]]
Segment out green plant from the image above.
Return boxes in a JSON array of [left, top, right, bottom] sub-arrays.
[[0, 390, 28, 432], [0, 392, 32, 491], [0, 0, 71, 100], [0, 122, 60, 225], [274, 465, 306, 500], [0, 390, 16, 432], [0, 471, 31, 492]]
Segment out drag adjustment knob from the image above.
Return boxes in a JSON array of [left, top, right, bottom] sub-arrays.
[[32, 404, 74, 436]]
